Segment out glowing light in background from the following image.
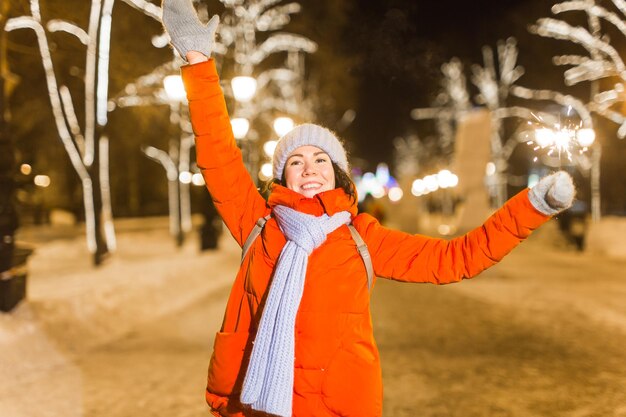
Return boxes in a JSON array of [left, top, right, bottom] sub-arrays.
[[388, 186, 403, 202], [179, 171, 193, 184], [34, 175, 51, 187], [411, 170, 459, 197], [423, 175, 439, 192], [263, 140, 278, 157], [231, 118, 250, 139], [375, 163, 390, 186], [192, 173, 205, 186], [411, 179, 426, 196], [259, 163, 273, 181], [438, 224, 452, 235], [231, 76, 257, 102], [273, 117, 294, 136], [163, 75, 186, 102], [20, 164, 32, 175], [358, 172, 386, 200], [436, 169, 458, 189]]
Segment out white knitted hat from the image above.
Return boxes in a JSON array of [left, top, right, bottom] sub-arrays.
[[272, 123, 349, 180]]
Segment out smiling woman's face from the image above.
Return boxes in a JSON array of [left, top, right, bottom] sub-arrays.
[[284, 145, 336, 198]]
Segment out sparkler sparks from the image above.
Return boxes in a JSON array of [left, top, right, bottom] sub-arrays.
[[526, 107, 595, 164]]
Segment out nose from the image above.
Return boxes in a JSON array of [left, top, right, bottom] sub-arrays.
[[302, 162, 316, 176]]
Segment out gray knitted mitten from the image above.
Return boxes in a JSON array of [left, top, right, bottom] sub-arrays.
[[528, 171, 576, 215], [161, 0, 219, 59]]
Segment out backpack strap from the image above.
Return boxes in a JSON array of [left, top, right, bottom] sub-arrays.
[[241, 214, 271, 262], [241, 216, 374, 292], [347, 224, 374, 291]]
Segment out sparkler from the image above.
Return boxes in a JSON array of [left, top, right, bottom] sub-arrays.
[[525, 106, 595, 166]]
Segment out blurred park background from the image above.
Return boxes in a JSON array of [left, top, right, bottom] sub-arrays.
[[2, 1, 626, 416], [1, 0, 626, 265]]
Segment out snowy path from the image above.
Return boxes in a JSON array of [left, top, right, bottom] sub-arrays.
[[2, 220, 625, 416], [374, 224, 626, 416], [78, 286, 230, 417]]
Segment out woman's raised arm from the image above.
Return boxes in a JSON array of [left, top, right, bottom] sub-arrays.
[[162, 0, 267, 246]]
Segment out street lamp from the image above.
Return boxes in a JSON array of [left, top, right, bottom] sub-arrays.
[[231, 76, 257, 102], [231, 117, 250, 139], [263, 140, 278, 157], [162, 74, 190, 246], [259, 162, 273, 181], [273, 116, 294, 136], [163, 75, 186, 102], [33, 175, 51, 188]]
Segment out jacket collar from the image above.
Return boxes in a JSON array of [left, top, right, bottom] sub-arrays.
[[267, 184, 358, 218]]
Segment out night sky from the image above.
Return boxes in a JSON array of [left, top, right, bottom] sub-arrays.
[[300, 0, 583, 169]]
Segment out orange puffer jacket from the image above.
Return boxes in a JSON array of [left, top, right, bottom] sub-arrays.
[[181, 60, 550, 417]]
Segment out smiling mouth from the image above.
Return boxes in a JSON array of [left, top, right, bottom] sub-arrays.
[[301, 183, 322, 190]]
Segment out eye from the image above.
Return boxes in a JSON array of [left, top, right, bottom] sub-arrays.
[[289, 160, 302, 166], [316, 157, 328, 163]]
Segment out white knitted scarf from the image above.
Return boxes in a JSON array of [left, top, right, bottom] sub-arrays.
[[240, 205, 351, 417]]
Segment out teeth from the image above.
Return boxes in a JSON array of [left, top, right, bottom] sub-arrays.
[[302, 183, 320, 190]]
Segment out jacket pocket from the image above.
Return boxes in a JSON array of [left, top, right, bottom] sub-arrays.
[[206, 331, 250, 397], [321, 342, 383, 417]]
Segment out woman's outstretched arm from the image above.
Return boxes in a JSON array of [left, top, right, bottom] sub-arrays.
[[356, 172, 574, 284], [163, 0, 267, 246]]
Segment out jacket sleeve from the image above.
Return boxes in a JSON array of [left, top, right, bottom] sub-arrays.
[[181, 60, 267, 247], [354, 188, 551, 284]]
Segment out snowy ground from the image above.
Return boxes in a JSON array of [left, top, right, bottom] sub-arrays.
[[1, 217, 625, 417], [0, 218, 240, 417]]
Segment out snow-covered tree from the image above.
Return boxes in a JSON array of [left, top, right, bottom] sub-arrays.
[[6, 0, 121, 265], [411, 38, 590, 206], [530, 0, 626, 220], [4, 0, 183, 264], [471, 37, 591, 205], [532, 0, 626, 137], [410, 57, 470, 160], [111, 0, 318, 243]]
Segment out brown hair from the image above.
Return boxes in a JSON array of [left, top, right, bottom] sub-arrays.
[[263, 161, 357, 202]]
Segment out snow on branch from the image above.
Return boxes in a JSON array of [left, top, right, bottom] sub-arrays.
[[510, 85, 593, 127], [440, 58, 471, 111], [5, 16, 87, 177], [531, 0, 626, 138], [248, 33, 317, 65], [120, 0, 161, 21], [46, 19, 89, 44], [553, 1, 626, 39], [254, 0, 284, 14], [532, 18, 626, 78], [256, 3, 301, 31]]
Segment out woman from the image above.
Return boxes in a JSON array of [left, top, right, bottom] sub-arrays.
[[162, 2, 575, 416]]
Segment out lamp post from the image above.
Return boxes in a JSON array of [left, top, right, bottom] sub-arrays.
[[230, 75, 258, 175], [163, 74, 188, 246], [215, 0, 317, 184]]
